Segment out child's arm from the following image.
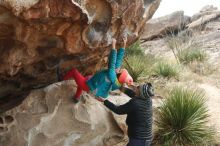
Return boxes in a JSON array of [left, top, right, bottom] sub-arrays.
[[115, 37, 127, 70], [107, 38, 117, 82]]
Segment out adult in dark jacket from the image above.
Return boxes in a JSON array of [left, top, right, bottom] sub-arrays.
[[98, 83, 154, 146]]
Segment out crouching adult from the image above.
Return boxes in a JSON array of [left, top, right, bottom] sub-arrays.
[[97, 83, 154, 146]]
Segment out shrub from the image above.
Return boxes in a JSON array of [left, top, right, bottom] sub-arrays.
[[123, 40, 155, 82], [154, 87, 215, 146], [166, 30, 192, 63], [125, 40, 144, 56], [123, 55, 147, 82], [154, 62, 179, 78], [177, 47, 206, 64], [166, 30, 206, 64]]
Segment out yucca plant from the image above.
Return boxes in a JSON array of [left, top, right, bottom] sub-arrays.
[[154, 62, 179, 79], [166, 29, 206, 65], [166, 30, 192, 64], [123, 55, 147, 82], [154, 87, 215, 146], [123, 40, 155, 82], [125, 40, 144, 56], [177, 47, 206, 64]]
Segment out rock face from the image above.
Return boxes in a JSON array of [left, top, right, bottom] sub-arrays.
[[0, 0, 161, 112], [187, 12, 220, 29], [186, 5, 220, 29], [0, 81, 162, 146], [141, 11, 191, 41], [0, 81, 129, 146], [190, 5, 219, 22]]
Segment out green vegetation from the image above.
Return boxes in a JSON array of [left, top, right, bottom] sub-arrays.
[[154, 87, 215, 146], [166, 31, 206, 65], [123, 40, 155, 82], [123, 56, 146, 82], [154, 62, 179, 79], [125, 40, 144, 56], [177, 47, 206, 64]]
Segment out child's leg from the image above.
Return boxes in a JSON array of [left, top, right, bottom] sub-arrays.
[[63, 68, 77, 80], [63, 68, 90, 99], [75, 87, 83, 100], [73, 75, 92, 102], [69, 68, 90, 91]]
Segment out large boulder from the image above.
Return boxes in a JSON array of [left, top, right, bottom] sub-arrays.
[[191, 5, 219, 22], [0, 0, 161, 112], [141, 11, 191, 41], [187, 5, 220, 29], [0, 81, 162, 146], [0, 81, 129, 146]]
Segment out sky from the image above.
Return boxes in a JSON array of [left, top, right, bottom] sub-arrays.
[[153, 0, 220, 18]]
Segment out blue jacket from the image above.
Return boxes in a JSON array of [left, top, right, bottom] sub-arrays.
[[86, 48, 125, 98]]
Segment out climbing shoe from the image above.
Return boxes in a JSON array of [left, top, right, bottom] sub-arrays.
[[72, 98, 79, 103]]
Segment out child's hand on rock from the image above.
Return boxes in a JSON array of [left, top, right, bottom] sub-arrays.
[[122, 37, 127, 48], [96, 97, 105, 102], [112, 38, 116, 49]]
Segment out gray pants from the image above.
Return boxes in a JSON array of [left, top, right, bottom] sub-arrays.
[[127, 138, 151, 146]]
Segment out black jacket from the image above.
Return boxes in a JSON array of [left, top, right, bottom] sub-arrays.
[[104, 88, 152, 140]]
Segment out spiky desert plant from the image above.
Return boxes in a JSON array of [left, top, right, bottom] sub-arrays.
[[166, 30, 206, 65], [125, 40, 144, 56], [123, 40, 155, 82], [154, 87, 214, 146], [154, 62, 179, 79], [177, 47, 206, 64], [123, 55, 146, 82]]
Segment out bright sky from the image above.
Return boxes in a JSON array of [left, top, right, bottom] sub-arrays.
[[153, 0, 220, 18]]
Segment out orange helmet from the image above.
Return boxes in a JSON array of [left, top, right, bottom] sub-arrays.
[[118, 69, 133, 85]]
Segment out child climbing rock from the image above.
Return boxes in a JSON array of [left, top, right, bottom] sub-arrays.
[[62, 37, 133, 103]]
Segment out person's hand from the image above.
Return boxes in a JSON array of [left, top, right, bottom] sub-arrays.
[[115, 68, 120, 73], [119, 83, 126, 92], [96, 97, 105, 102], [112, 38, 116, 49], [122, 37, 127, 48]]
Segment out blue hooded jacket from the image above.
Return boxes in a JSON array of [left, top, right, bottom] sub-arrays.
[[86, 48, 125, 98]]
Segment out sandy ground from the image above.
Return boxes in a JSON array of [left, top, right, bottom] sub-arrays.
[[199, 84, 220, 140]]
